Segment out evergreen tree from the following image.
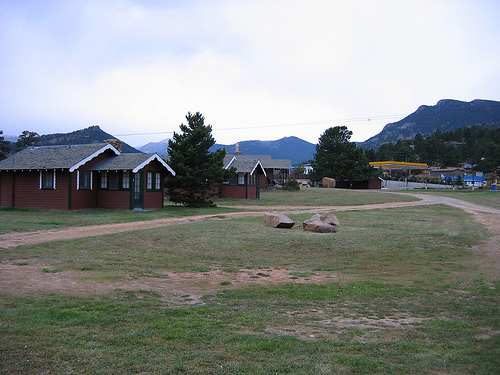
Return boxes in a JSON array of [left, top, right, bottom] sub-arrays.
[[165, 112, 234, 207], [0, 131, 12, 160], [15, 130, 40, 151], [311, 126, 376, 184]]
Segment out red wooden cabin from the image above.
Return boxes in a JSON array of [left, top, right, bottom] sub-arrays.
[[222, 155, 266, 199], [0, 143, 175, 210]]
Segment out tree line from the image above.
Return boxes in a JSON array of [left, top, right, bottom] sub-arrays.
[[0, 130, 41, 160], [363, 124, 500, 173]]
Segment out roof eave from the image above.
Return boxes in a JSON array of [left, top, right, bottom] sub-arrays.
[[132, 154, 176, 175], [69, 144, 120, 172]]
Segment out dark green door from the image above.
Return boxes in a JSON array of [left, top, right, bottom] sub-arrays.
[[132, 172, 143, 209]]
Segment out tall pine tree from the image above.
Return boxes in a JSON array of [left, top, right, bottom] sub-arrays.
[[165, 112, 234, 207], [0, 131, 12, 161], [311, 126, 376, 185]]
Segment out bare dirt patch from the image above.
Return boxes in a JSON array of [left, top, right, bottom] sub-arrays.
[[0, 261, 340, 304]]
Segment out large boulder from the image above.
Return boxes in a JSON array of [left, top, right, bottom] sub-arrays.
[[303, 220, 337, 233], [303, 211, 340, 233], [322, 177, 336, 188], [319, 212, 340, 226], [264, 211, 295, 228]]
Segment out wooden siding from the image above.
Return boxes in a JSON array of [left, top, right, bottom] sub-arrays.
[[0, 172, 14, 207], [97, 190, 131, 209], [259, 174, 267, 189], [71, 149, 119, 209], [143, 191, 163, 209], [71, 171, 97, 209], [368, 178, 382, 189], [221, 185, 258, 199], [141, 159, 166, 209], [2, 170, 69, 209]]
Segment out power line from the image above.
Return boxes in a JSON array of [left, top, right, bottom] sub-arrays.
[[114, 113, 408, 137]]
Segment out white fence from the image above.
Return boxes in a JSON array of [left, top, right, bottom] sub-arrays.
[[382, 180, 454, 190]]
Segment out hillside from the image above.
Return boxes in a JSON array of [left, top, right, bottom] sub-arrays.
[[358, 99, 500, 150], [139, 136, 316, 165], [140, 138, 170, 155], [39, 126, 140, 153]]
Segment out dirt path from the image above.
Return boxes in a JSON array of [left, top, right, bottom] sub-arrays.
[[0, 197, 435, 249], [1, 194, 498, 302]]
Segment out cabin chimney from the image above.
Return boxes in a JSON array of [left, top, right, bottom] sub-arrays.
[[232, 142, 243, 155], [105, 139, 122, 153]]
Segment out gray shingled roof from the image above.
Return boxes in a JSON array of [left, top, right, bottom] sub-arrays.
[[0, 144, 117, 170], [265, 159, 292, 169], [236, 155, 272, 162], [93, 153, 175, 175], [223, 154, 291, 170], [225, 157, 266, 176], [93, 153, 155, 170]]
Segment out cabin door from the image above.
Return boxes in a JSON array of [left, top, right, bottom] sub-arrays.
[[132, 172, 143, 209]]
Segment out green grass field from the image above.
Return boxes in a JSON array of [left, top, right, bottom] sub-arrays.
[[217, 187, 419, 206], [0, 189, 498, 374], [0, 188, 416, 233]]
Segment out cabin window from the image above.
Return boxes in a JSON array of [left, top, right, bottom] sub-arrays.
[[225, 174, 238, 185], [155, 172, 161, 190], [122, 171, 130, 189], [78, 171, 92, 190], [249, 173, 258, 186], [238, 173, 246, 185], [100, 171, 108, 189], [146, 171, 162, 191], [40, 170, 55, 189], [147, 171, 153, 190]]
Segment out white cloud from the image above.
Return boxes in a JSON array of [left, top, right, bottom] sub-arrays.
[[0, 0, 499, 146]]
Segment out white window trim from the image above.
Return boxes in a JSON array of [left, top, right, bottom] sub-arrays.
[[101, 171, 108, 189], [122, 171, 130, 189], [147, 171, 153, 190], [155, 172, 161, 190], [39, 170, 56, 189], [77, 170, 93, 190], [238, 173, 245, 185]]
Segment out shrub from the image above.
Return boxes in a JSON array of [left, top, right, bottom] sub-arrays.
[[284, 179, 300, 191]]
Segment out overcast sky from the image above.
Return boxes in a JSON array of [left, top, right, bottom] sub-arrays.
[[1, 0, 499, 147]]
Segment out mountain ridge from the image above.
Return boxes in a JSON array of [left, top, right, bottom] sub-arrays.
[[358, 99, 500, 150], [138, 136, 316, 165], [38, 126, 141, 153]]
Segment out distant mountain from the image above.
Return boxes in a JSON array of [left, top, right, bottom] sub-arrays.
[[138, 136, 316, 165], [212, 136, 316, 165], [139, 138, 171, 155], [39, 125, 141, 153], [358, 99, 500, 150]]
